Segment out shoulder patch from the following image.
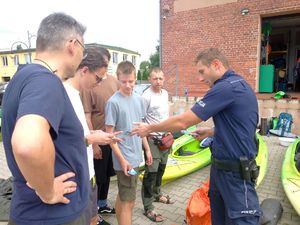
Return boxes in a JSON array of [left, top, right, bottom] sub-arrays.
[[196, 100, 206, 107]]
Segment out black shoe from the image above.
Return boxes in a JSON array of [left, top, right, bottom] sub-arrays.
[[97, 217, 110, 225], [98, 205, 116, 214]]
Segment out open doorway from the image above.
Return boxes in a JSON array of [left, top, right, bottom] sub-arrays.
[[261, 13, 300, 93]]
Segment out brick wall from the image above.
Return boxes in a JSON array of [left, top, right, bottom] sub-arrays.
[[170, 97, 300, 136], [161, 0, 300, 96]]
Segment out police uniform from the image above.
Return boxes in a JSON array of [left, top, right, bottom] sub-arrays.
[[191, 70, 261, 225]]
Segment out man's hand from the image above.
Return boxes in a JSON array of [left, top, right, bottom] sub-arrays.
[[92, 144, 102, 159], [131, 122, 151, 137], [120, 159, 132, 176], [145, 150, 153, 166], [27, 172, 77, 204], [191, 127, 214, 140], [90, 130, 122, 145]]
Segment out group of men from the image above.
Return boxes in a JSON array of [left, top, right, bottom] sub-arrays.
[[2, 12, 261, 225]]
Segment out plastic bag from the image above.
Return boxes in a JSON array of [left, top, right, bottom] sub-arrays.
[[186, 179, 211, 225]]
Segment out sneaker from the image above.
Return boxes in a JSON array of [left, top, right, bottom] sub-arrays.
[[98, 205, 116, 214], [97, 216, 110, 225]]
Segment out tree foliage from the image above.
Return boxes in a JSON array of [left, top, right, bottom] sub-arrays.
[[138, 43, 160, 81]]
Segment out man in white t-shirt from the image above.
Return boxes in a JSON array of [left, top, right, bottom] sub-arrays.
[[64, 46, 120, 225], [141, 67, 174, 222]]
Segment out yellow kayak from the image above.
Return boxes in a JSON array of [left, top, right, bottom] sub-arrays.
[[281, 138, 300, 215]]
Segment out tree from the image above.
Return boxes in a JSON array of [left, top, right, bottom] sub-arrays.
[[138, 61, 151, 81], [138, 43, 160, 81], [149, 45, 160, 68]]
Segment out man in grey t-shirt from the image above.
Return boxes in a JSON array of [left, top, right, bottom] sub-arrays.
[[141, 68, 174, 222], [105, 61, 152, 225]]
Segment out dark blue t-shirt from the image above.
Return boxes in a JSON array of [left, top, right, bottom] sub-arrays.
[[2, 64, 89, 225], [191, 70, 258, 161]]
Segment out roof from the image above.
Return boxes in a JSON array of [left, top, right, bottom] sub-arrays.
[[0, 43, 140, 56], [86, 43, 140, 56], [0, 48, 35, 55]]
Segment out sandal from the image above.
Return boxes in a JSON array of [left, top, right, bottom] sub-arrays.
[[144, 210, 164, 222], [155, 195, 175, 204]]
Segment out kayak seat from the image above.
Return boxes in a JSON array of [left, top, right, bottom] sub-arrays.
[[295, 142, 300, 172], [296, 142, 300, 154], [178, 148, 199, 156]]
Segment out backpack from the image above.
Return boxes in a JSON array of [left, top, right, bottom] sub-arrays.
[[186, 179, 211, 225], [275, 112, 293, 136]]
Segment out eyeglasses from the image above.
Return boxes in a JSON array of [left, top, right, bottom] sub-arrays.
[[102, 63, 109, 68], [75, 39, 87, 59]]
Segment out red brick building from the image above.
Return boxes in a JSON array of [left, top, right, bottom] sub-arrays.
[[160, 0, 300, 97]]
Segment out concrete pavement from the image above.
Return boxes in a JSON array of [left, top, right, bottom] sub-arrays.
[[1, 136, 300, 225]]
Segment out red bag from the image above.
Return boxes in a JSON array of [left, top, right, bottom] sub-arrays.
[[157, 133, 174, 151], [186, 179, 211, 225]]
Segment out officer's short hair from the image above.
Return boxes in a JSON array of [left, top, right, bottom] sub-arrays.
[[195, 48, 229, 68]]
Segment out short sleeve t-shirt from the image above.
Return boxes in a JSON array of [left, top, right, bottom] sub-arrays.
[[191, 70, 258, 161], [105, 91, 145, 170], [2, 64, 89, 225]]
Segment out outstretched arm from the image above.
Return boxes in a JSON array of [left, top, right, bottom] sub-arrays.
[[132, 109, 202, 137]]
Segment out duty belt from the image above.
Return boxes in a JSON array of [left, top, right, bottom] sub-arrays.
[[211, 156, 260, 184], [211, 157, 240, 172]]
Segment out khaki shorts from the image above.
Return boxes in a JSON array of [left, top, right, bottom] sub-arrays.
[[115, 169, 138, 201]]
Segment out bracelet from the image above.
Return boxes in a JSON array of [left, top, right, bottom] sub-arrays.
[[85, 138, 89, 147]]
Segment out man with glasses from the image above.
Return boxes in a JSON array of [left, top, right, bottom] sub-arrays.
[[2, 13, 89, 225], [64, 46, 123, 225], [81, 47, 119, 217]]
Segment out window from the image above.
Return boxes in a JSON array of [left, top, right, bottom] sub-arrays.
[[123, 54, 128, 61], [24, 54, 31, 64], [1, 56, 8, 66], [112, 52, 118, 64], [132, 55, 136, 66], [14, 55, 19, 65]]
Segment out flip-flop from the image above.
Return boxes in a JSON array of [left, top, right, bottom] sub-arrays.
[[155, 195, 175, 204]]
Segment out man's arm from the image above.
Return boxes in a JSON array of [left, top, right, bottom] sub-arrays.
[[85, 112, 93, 130], [132, 109, 202, 137], [12, 115, 76, 204], [142, 137, 152, 165], [85, 112, 102, 159]]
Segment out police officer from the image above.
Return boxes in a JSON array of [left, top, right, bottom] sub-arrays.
[[132, 48, 261, 225]]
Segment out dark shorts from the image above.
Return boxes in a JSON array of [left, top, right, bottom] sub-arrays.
[[84, 177, 98, 222], [209, 165, 261, 225], [115, 169, 138, 201], [94, 144, 115, 184], [8, 211, 87, 225]]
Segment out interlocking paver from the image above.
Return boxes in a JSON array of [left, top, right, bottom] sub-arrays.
[[1, 136, 300, 225]]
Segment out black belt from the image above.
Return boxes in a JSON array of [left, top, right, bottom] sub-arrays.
[[211, 157, 240, 172]]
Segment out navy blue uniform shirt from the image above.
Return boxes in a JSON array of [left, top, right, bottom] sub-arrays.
[[191, 70, 258, 161]]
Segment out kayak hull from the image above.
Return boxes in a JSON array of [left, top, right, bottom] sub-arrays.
[[281, 138, 300, 215], [139, 133, 268, 187]]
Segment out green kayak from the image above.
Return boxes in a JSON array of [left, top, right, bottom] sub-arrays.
[[281, 138, 300, 215], [139, 133, 268, 186]]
